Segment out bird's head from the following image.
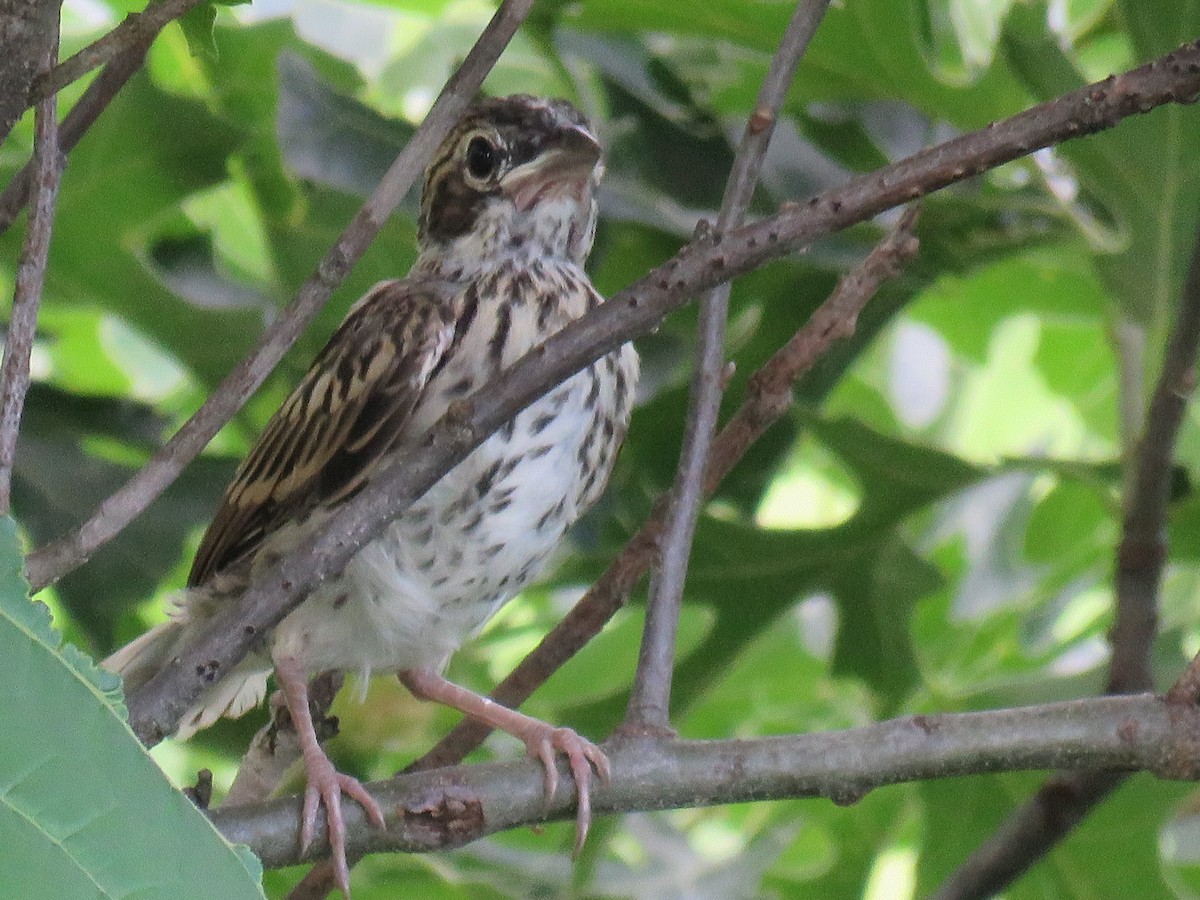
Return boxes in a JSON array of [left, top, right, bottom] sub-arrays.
[[417, 95, 603, 272]]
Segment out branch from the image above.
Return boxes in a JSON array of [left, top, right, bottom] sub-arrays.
[[0, 0, 210, 235], [933, 207, 1200, 897], [0, 28, 61, 513], [0, 34, 152, 238], [0, 0, 59, 147], [207, 694, 1200, 869], [1111, 219, 1200, 692], [29, 0, 206, 104], [22, 0, 535, 592], [123, 37, 1200, 748], [625, 0, 832, 732]]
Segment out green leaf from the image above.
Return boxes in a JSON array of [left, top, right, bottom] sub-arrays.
[[180, 3, 220, 60], [0, 517, 264, 898], [575, 0, 1029, 124], [180, 0, 253, 60], [1023, 480, 1114, 565], [675, 419, 982, 710], [1001, 3, 1200, 338], [1, 72, 262, 389], [276, 52, 417, 202]]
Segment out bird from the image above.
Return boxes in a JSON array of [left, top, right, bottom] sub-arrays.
[[104, 94, 638, 896]]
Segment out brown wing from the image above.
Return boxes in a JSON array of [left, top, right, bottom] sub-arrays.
[[188, 278, 458, 587]]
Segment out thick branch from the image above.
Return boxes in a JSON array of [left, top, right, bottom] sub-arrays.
[[209, 694, 1200, 870], [0, 30, 61, 512], [123, 38, 1200, 747], [0, 0, 59, 146], [23, 0, 535, 592], [933, 212, 1200, 896], [626, 0, 832, 732]]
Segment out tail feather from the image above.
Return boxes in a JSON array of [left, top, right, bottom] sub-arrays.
[[104, 620, 270, 737], [103, 621, 183, 694], [176, 671, 269, 739]]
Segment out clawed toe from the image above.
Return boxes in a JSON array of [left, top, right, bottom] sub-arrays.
[[299, 758, 386, 897], [397, 669, 609, 857], [524, 726, 609, 852], [275, 656, 385, 897]]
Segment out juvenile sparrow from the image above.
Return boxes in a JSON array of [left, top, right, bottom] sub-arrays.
[[106, 94, 638, 895]]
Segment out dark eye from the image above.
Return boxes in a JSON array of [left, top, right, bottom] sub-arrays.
[[466, 136, 497, 180]]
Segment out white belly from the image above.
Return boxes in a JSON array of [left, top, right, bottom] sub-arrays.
[[270, 257, 637, 679], [271, 346, 635, 678]]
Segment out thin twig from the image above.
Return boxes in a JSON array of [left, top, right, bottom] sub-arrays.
[[0, 30, 61, 513], [0, 35, 153, 238], [933, 207, 1200, 899], [28, 0, 207, 105], [411, 206, 921, 772], [23, 0, 536, 592], [625, 0, 833, 732], [123, 37, 1200, 748], [209, 693, 1200, 870]]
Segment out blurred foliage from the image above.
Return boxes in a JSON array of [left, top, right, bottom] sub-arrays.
[[2, 0, 1200, 897]]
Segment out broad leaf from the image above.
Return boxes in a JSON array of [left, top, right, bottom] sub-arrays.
[[0, 518, 264, 897]]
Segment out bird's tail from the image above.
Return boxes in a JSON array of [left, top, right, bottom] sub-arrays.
[[103, 620, 182, 693], [104, 619, 270, 740]]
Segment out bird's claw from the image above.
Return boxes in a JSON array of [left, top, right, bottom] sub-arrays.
[[298, 754, 386, 898], [524, 725, 610, 853]]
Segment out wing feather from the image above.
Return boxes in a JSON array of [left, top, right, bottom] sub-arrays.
[[188, 278, 458, 587]]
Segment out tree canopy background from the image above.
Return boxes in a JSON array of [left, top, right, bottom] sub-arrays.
[[2, 0, 1200, 897]]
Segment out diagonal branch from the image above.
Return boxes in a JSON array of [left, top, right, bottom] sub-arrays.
[[208, 693, 1200, 870], [413, 205, 922, 772], [122, 37, 1200, 747], [0, 29, 62, 513], [625, 0, 832, 733], [932, 206, 1200, 898], [0, 34, 153, 238], [22, 0, 535, 592], [28, 0, 206, 105]]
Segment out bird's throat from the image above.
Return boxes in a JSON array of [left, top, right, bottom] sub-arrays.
[[416, 192, 598, 280]]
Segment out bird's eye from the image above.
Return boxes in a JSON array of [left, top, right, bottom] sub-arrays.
[[465, 136, 497, 180]]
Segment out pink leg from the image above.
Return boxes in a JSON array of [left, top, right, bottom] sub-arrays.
[[274, 655, 386, 897], [399, 668, 610, 851]]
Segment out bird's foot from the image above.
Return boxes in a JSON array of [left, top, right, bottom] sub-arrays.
[[274, 655, 385, 898], [516, 720, 611, 852], [298, 748, 387, 897], [399, 668, 610, 852]]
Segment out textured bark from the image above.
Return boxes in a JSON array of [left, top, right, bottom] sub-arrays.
[[0, 0, 60, 146]]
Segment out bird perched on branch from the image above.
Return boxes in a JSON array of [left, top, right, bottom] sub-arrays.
[[106, 94, 638, 896]]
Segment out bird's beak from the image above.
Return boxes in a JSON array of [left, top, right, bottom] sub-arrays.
[[502, 125, 602, 212]]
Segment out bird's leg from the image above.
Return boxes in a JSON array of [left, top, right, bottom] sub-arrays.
[[274, 655, 386, 897], [399, 667, 610, 850]]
